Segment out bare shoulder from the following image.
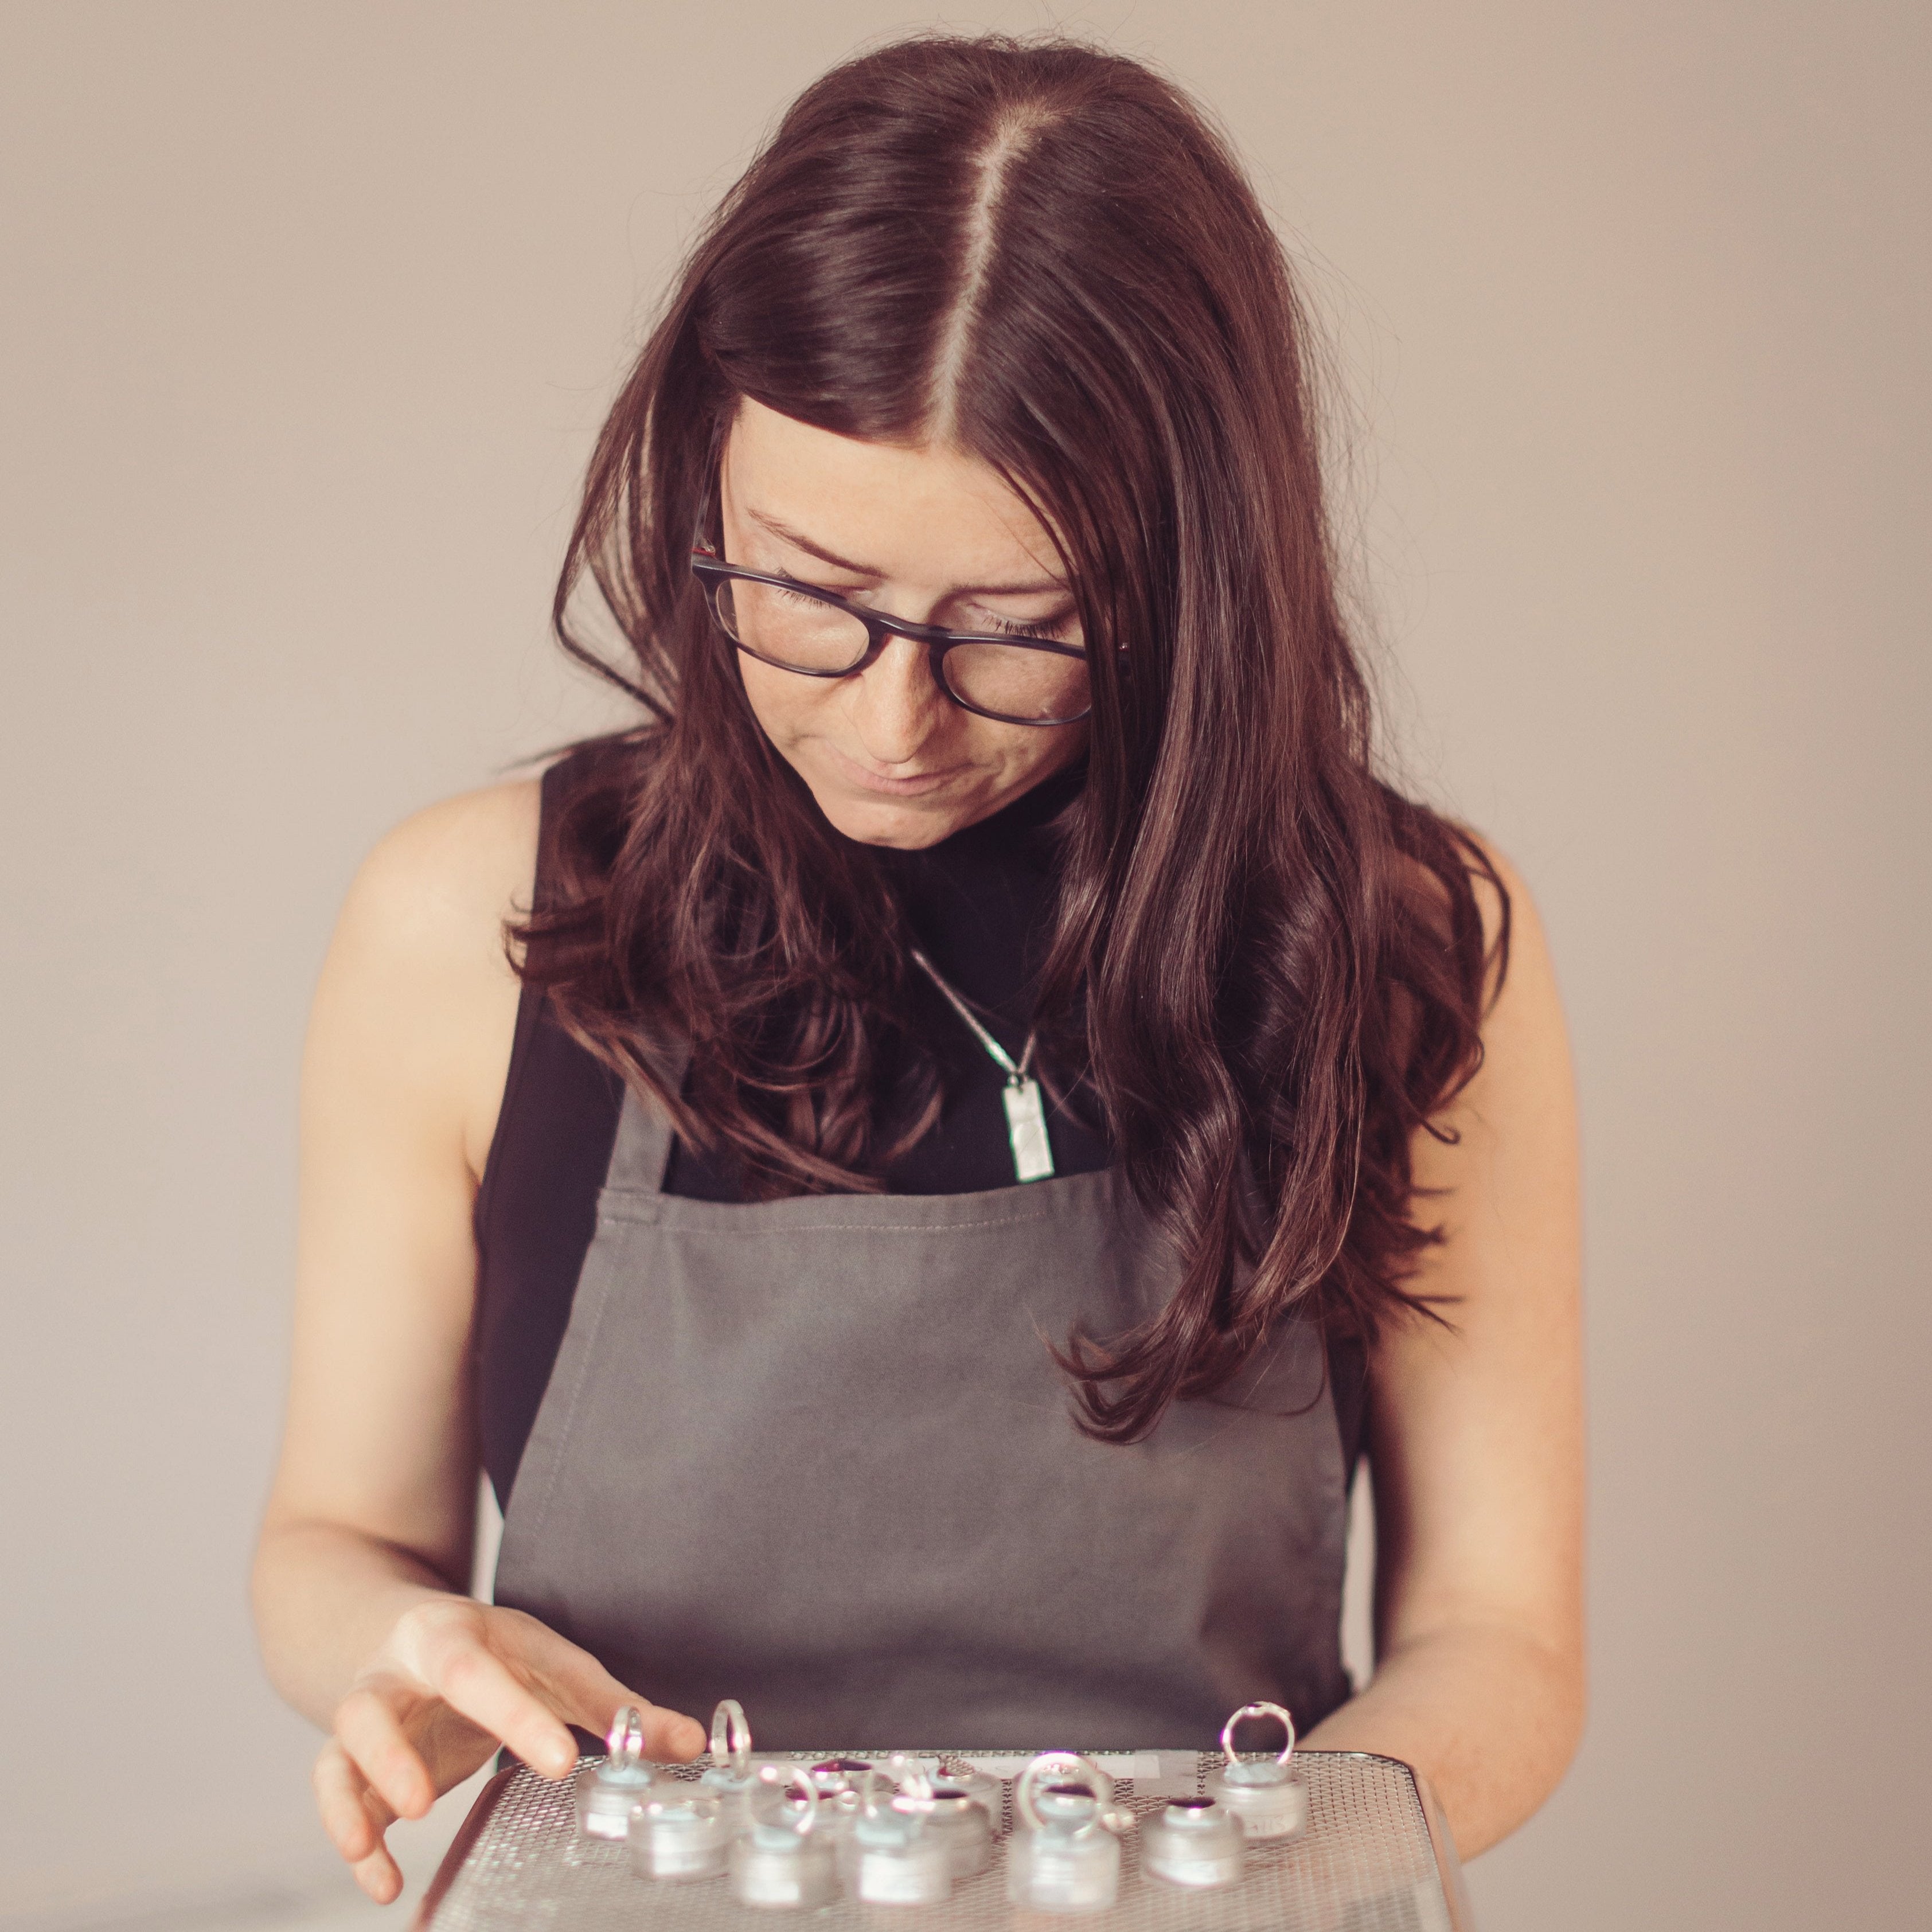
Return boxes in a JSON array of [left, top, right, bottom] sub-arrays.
[[338, 777, 542, 962], [1402, 820, 1578, 1312], [307, 776, 544, 1180], [1439, 824, 1566, 1090]]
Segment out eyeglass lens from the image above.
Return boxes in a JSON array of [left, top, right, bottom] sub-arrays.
[[708, 577, 1090, 725]]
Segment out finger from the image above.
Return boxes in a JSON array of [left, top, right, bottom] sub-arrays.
[[421, 1637, 580, 1779], [313, 1738, 395, 1866], [353, 1841, 404, 1906], [559, 1675, 705, 1765], [410, 1706, 502, 1797], [587, 1692, 711, 1770], [498, 1617, 704, 1762], [335, 1683, 438, 1821]]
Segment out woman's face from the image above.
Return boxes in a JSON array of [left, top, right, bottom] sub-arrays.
[[716, 397, 1090, 849]]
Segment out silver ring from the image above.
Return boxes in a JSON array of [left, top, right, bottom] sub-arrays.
[[1220, 1701, 1297, 1768], [755, 1759, 821, 1837], [884, 1752, 934, 1812], [709, 1699, 752, 1777], [1016, 1752, 1113, 1833], [606, 1705, 647, 1771]]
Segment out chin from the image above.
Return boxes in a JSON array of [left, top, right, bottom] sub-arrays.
[[816, 789, 965, 850]]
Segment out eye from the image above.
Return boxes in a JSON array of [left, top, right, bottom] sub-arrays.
[[770, 572, 866, 608], [972, 609, 1077, 642]]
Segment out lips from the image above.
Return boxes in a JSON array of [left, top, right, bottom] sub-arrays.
[[825, 743, 964, 796]]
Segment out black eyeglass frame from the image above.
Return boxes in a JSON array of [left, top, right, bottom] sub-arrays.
[[688, 543, 1092, 728]]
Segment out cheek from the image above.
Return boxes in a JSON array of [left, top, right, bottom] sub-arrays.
[[991, 717, 1090, 788], [734, 653, 816, 744]]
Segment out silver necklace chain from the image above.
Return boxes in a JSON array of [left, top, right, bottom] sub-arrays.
[[908, 948, 1037, 1083]]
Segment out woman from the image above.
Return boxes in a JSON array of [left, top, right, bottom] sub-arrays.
[[253, 32, 1583, 1906]]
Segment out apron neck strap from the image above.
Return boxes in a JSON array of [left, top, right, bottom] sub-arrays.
[[606, 1040, 692, 1195]]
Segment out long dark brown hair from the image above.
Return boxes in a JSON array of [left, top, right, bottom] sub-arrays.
[[516, 31, 1509, 1442]]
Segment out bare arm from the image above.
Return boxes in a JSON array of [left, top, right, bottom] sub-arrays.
[[252, 782, 701, 1903], [1301, 841, 1586, 1857]]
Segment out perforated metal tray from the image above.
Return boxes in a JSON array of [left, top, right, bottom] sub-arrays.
[[415, 1747, 1473, 1931]]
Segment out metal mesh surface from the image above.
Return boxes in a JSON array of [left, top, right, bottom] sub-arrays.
[[416, 1750, 1465, 1932]]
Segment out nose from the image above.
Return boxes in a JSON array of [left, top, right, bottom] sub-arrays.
[[847, 635, 954, 766]]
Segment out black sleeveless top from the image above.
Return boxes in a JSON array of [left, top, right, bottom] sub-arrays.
[[473, 757, 1365, 1510]]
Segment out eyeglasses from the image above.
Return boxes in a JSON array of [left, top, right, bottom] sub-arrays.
[[689, 544, 1091, 727]]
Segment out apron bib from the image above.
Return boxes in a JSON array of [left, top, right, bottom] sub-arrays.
[[493, 1081, 1352, 1748]]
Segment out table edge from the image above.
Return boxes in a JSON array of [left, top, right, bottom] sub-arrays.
[[412, 1763, 518, 1932]]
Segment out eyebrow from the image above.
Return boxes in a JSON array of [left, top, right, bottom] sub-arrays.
[[746, 507, 1068, 598]]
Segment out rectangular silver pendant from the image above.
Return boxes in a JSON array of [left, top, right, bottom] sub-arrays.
[[1002, 1076, 1056, 1182]]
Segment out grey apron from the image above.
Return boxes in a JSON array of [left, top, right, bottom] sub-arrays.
[[493, 1078, 1352, 1750]]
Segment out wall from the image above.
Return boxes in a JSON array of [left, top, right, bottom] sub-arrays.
[[2, 3, 1926, 1927]]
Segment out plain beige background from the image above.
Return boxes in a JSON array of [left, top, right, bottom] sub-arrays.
[[3, 2, 1927, 1927]]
